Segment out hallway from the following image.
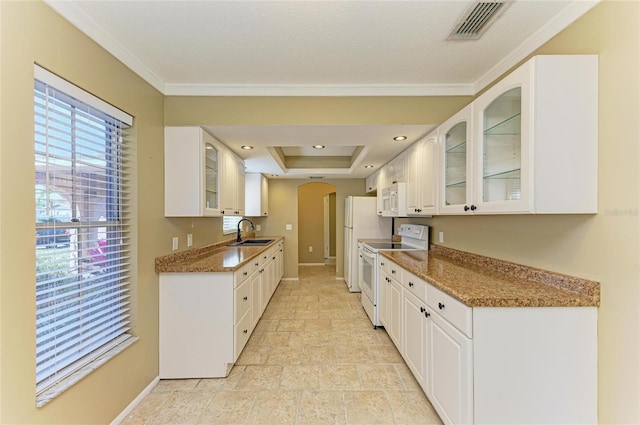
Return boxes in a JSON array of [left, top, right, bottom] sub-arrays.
[[122, 265, 442, 424]]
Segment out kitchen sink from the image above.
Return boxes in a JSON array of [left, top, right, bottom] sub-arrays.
[[228, 239, 273, 247]]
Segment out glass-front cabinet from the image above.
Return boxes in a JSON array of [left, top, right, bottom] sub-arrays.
[[438, 55, 597, 215], [439, 105, 473, 214], [204, 141, 220, 214], [476, 81, 529, 213]]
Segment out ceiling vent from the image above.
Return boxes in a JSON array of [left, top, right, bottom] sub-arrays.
[[447, 1, 511, 41]]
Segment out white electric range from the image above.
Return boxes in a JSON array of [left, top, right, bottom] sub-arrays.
[[358, 224, 429, 328]]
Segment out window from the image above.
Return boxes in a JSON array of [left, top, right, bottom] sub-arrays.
[[34, 66, 133, 397], [223, 215, 243, 234]]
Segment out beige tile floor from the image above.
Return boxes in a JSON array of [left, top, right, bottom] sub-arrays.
[[122, 265, 442, 425]]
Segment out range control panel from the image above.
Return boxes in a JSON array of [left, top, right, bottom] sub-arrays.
[[397, 224, 429, 241]]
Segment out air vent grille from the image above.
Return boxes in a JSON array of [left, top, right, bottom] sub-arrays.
[[448, 1, 509, 40]]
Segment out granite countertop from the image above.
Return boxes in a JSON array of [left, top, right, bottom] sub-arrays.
[[155, 236, 284, 273], [381, 245, 600, 308]]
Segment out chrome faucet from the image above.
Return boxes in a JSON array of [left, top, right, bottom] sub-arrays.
[[237, 218, 255, 242]]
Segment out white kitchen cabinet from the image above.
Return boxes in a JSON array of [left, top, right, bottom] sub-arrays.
[[445, 55, 598, 214], [164, 127, 223, 217], [220, 149, 245, 216], [365, 169, 379, 193], [385, 152, 407, 186], [406, 131, 438, 216], [427, 307, 473, 425], [381, 257, 597, 425], [159, 241, 284, 379], [245, 173, 269, 217], [439, 104, 474, 214], [403, 289, 428, 391]]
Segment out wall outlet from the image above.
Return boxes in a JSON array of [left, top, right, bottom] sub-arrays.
[[308, 246, 313, 252], [286, 224, 293, 231], [438, 231, 444, 243], [172, 236, 179, 251], [256, 224, 261, 232], [187, 234, 193, 247]]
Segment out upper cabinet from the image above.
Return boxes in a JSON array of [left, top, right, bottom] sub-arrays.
[[385, 152, 407, 186], [439, 55, 598, 215], [245, 173, 269, 217], [406, 130, 438, 216], [439, 105, 473, 215], [365, 169, 379, 193], [165, 126, 245, 217]]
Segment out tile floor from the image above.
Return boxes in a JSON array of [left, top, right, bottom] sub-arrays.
[[122, 265, 442, 425]]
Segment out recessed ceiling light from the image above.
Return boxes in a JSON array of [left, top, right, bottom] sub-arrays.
[[241, 145, 254, 150], [364, 165, 374, 169], [393, 136, 407, 141], [312, 145, 325, 149]]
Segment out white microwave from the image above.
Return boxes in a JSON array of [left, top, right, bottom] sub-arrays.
[[381, 182, 407, 217]]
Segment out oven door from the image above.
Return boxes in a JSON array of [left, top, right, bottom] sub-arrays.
[[359, 246, 377, 305]]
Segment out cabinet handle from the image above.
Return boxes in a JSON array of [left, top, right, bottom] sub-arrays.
[[243, 296, 248, 301], [409, 282, 414, 287], [438, 302, 445, 309], [425, 311, 431, 318]]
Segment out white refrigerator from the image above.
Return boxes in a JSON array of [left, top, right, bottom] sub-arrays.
[[344, 196, 391, 292]]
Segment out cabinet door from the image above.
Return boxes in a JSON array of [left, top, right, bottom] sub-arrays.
[[250, 271, 261, 331], [406, 142, 421, 214], [388, 278, 403, 348], [220, 149, 236, 215], [427, 310, 473, 425], [474, 64, 531, 213], [234, 156, 245, 216], [379, 269, 390, 327], [439, 105, 474, 215], [419, 134, 438, 215], [403, 290, 427, 389], [203, 133, 221, 216]]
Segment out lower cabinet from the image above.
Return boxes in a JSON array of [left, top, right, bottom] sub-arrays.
[[159, 242, 284, 379], [380, 260, 598, 424]]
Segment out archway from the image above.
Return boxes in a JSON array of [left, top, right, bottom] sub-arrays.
[[297, 182, 336, 265]]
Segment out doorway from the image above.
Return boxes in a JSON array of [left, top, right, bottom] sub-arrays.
[[297, 182, 336, 265]]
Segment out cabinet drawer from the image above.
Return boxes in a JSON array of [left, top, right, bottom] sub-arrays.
[[235, 278, 251, 322], [388, 263, 403, 282], [402, 270, 426, 303], [234, 309, 252, 360], [427, 284, 473, 338], [235, 262, 253, 287]]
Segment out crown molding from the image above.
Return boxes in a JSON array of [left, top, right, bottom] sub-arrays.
[[163, 83, 475, 97], [473, 0, 600, 93], [44, 0, 166, 94]]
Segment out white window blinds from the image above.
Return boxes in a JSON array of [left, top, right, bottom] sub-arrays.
[[34, 66, 133, 394], [223, 215, 243, 234]]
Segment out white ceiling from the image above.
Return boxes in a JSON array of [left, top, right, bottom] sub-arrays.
[[46, 0, 598, 179]]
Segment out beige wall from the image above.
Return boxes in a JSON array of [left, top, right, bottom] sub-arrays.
[[0, 1, 169, 423], [298, 183, 336, 264], [1, 0, 638, 423]]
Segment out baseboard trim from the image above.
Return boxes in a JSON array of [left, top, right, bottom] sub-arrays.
[[281, 277, 299, 281], [298, 263, 326, 266], [336, 277, 345, 281], [110, 376, 159, 425]]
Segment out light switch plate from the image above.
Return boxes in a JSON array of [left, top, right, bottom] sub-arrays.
[[172, 237, 179, 251], [286, 224, 293, 231], [187, 234, 193, 247], [256, 224, 261, 231]]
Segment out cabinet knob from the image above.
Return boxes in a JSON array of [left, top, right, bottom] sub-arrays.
[[243, 296, 248, 301], [425, 311, 431, 318], [420, 306, 425, 313], [470, 205, 477, 211], [255, 262, 259, 266], [243, 271, 248, 276], [243, 329, 248, 334], [438, 302, 445, 309], [381, 262, 385, 266], [391, 270, 396, 274], [409, 282, 414, 287], [463, 205, 469, 211]]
